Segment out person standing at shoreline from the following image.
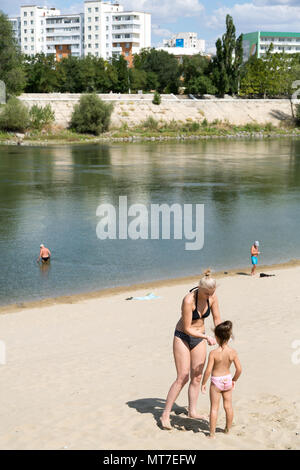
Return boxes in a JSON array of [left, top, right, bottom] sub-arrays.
[[37, 244, 51, 264], [251, 241, 260, 276], [160, 270, 222, 430]]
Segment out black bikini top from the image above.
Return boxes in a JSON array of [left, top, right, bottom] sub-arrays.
[[189, 286, 211, 321]]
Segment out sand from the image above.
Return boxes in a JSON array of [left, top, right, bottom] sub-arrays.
[[0, 265, 299, 450]]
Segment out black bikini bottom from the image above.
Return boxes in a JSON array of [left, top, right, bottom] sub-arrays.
[[174, 329, 205, 350]]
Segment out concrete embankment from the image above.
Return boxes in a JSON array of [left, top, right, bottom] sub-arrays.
[[18, 93, 296, 128]]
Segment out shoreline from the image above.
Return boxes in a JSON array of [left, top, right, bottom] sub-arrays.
[[1, 128, 300, 147], [1, 258, 300, 315]]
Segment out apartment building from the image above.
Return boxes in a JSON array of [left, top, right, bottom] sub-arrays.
[[163, 32, 205, 53], [45, 13, 84, 60], [9, 2, 151, 63], [243, 31, 300, 61], [8, 17, 21, 46], [20, 5, 61, 55]]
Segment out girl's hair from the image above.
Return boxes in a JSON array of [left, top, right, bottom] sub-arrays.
[[199, 269, 216, 290], [214, 321, 233, 346]]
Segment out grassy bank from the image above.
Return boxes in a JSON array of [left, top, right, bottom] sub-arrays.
[[1, 119, 300, 145]]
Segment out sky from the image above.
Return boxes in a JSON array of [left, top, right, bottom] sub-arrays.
[[1, 0, 300, 53]]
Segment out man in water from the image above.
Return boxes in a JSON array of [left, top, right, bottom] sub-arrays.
[[251, 241, 260, 276], [37, 244, 51, 264]]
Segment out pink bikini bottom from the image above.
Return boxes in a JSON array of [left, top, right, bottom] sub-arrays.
[[211, 374, 233, 391]]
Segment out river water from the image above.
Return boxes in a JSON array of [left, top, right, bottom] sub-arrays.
[[0, 138, 300, 305]]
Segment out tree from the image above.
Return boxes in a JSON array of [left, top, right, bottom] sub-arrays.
[[181, 55, 216, 95], [111, 55, 129, 93], [212, 15, 243, 96], [70, 93, 114, 135], [23, 53, 58, 93], [0, 12, 26, 95], [134, 48, 180, 93]]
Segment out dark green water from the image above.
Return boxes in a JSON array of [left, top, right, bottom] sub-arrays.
[[1, 139, 300, 305]]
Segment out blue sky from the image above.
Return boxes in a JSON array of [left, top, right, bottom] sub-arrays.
[[1, 0, 300, 52]]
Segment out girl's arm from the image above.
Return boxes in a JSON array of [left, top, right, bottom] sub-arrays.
[[211, 293, 222, 327], [232, 351, 242, 383], [201, 352, 214, 392]]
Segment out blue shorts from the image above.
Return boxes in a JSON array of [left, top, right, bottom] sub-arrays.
[[251, 256, 258, 265]]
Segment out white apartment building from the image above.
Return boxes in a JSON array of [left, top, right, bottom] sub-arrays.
[[9, 1, 151, 64], [20, 5, 61, 55], [163, 32, 205, 53], [8, 17, 21, 46], [45, 13, 84, 59], [111, 10, 151, 66], [84, 1, 151, 66]]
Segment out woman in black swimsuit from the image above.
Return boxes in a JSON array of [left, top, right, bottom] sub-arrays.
[[160, 270, 221, 429]]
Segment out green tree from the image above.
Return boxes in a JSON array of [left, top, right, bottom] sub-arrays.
[[70, 93, 114, 135], [212, 15, 243, 96], [0, 96, 30, 131], [111, 55, 129, 93], [134, 48, 180, 93], [23, 53, 58, 92], [181, 55, 216, 95], [0, 12, 26, 95]]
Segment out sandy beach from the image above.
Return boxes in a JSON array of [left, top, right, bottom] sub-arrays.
[[0, 264, 299, 450]]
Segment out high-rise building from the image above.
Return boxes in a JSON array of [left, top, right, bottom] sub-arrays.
[[20, 5, 61, 55], [243, 31, 300, 61], [8, 1, 151, 64], [45, 13, 84, 60]]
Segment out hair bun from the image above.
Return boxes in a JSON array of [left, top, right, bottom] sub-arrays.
[[204, 269, 211, 278]]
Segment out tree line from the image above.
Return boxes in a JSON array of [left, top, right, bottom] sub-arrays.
[[1, 10, 300, 98]]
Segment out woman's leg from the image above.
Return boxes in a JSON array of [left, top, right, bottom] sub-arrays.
[[209, 383, 221, 438], [222, 389, 233, 433], [160, 336, 190, 429], [188, 339, 207, 418]]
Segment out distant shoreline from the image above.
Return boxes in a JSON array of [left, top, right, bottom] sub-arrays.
[[1, 131, 300, 146], [1, 258, 300, 315]]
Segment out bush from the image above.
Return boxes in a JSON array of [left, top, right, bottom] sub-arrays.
[[29, 104, 55, 130], [152, 91, 161, 105], [70, 94, 114, 135], [142, 116, 159, 130], [0, 96, 30, 132]]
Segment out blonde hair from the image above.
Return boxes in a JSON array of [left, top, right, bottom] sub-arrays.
[[199, 269, 216, 290]]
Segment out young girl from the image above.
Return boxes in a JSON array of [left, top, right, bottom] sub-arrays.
[[201, 321, 242, 438]]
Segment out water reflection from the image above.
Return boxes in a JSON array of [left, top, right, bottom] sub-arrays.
[[0, 138, 300, 305]]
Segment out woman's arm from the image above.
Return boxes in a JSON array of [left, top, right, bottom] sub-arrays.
[[181, 296, 208, 340], [211, 294, 221, 327]]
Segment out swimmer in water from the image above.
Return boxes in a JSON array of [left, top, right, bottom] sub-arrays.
[[37, 244, 51, 264]]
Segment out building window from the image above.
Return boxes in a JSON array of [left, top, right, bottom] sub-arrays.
[[95, 44, 99, 48], [24, 21, 27, 25], [88, 35, 91, 39], [88, 8, 91, 13], [106, 26, 109, 30], [95, 7, 98, 12], [24, 45, 28, 50], [88, 26, 91, 31], [88, 17, 91, 22], [24, 29, 27, 33], [30, 11, 34, 16], [95, 17, 99, 21], [31, 20, 34, 25], [24, 12, 27, 17], [31, 46, 34, 50], [95, 34, 98, 39], [95, 26, 99, 31], [31, 37, 34, 41]]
